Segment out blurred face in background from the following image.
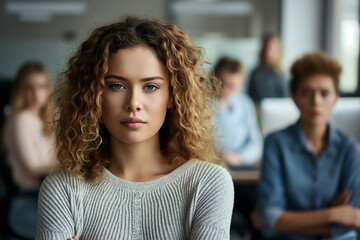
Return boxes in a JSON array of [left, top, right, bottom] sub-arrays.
[[23, 72, 51, 111], [264, 37, 281, 65], [219, 70, 244, 100], [292, 74, 338, 127]]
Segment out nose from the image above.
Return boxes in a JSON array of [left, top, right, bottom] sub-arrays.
[[312, 92, 322, 106], [125, 88, 142, 112]]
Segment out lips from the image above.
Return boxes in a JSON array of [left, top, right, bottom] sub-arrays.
[[311, 110, 321, 117], [120, 117, 146, 129]]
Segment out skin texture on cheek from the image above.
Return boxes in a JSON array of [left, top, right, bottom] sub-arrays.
[[24, 72, 50, 110]]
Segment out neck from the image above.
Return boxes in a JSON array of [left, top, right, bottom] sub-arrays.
[[220, 94, 234, 109], [299, 118, 328, 157], [108, 133, 172, 182], [26, 107, 41, 117]]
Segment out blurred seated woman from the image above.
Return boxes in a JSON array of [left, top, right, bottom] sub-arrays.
[[213, 57, 262, 167], [258, 52, 360, 239], [3, 61, 57, 239]]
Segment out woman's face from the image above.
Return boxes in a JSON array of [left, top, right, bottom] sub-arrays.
[[265, 37, 281, 65], [219, 71, 244, 100], [23, 72, 51, 111], [292, 74, 338, 127], [102, 46, 171, 145]]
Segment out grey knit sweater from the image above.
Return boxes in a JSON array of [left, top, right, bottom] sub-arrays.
[[36, 159, 234, 240]]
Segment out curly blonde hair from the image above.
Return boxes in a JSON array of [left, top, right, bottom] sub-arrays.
[[8, 61, 54, 136], [56, 16, 221, 181]]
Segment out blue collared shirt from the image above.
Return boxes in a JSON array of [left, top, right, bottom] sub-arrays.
[[213, 92, 262, 165], [259, 121, 360, 240]]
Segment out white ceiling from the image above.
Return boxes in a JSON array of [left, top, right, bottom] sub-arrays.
[[0, 0, 167, 39]]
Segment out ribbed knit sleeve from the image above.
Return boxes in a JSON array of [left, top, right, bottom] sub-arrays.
[[36, 170, 83, 240], [189, 164, 234, 239]]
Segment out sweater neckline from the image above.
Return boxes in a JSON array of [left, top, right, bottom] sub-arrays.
[[102, 159, 197, 191]]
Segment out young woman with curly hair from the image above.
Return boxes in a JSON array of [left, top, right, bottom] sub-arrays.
[[36, 17, 234, 240], [258, 52, 360, 239]]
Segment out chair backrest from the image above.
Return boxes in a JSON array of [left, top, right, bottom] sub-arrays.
[[260, 97, 360, 140]]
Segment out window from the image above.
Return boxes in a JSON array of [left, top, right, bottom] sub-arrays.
[[332, 0, 360, 95]]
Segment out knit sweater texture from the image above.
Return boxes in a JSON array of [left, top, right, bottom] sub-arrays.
[[36, 159, 234, 240]]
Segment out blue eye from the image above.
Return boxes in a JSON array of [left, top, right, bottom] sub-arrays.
[[145, 84, 159, 91], [110, 83, 125, 90]]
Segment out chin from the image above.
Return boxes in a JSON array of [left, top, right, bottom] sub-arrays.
[[301, 115, 325, 126], [309, 118, 327, 127], [116, 132, 159, 145], [117, 136, 148, 145]]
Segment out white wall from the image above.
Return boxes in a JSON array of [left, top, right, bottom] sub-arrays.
[[281, 0, 323, 71], [0, 0, 167, 81], [0, 38, 79, 81]]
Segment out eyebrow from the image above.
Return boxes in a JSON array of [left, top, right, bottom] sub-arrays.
[[104, 74, 164, 82]]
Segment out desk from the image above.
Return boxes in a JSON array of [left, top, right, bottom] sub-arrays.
[[228, 169, 260, 184]]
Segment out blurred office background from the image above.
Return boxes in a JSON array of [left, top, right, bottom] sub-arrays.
[[1, 0, 359, 138], [0, 0, 359, 94], [0, 0, 359, 239]]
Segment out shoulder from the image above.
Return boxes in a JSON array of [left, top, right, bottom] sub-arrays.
[[190, 159, 230, 175], [14, 111, 35, 122], [332, 127, 360, 154], [265, 123, 295, 143], [238, 93, 255, 107], [188, 159, 233, 189], [40, 169, 86, 196], [334, 127, 358, 145], [250, 67, 264, 79], [187, 160, 234, 205], [251, 66, 263, 74], [12, 111, 40, 129]]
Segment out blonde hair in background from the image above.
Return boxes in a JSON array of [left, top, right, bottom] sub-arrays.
[[260, 34, 283, 73], [8, 61, 55, 136]]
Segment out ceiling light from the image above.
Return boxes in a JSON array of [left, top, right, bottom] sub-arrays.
[[5, 2, 87, 22]]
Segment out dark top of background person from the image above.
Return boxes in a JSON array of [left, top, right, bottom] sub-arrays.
[[248, 33, 287, 104]]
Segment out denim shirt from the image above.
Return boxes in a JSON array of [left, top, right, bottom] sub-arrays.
[[258, 121, 360, 240], [213, 93, 262, 165]]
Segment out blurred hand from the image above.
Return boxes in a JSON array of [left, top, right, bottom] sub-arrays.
[[331, 205, 360, 228], [221, 153, 242, 166], [67, 236, 79, 240], [331, 190, 351, 206], [250, 205, 262, 229]]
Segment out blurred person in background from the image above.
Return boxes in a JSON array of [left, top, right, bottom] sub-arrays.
[[213, 56, 262, 240], [2, 61, 57, 239], [248, 33, 287, 105], [213, 56, 262, 167], [258, 52, 360, 239]]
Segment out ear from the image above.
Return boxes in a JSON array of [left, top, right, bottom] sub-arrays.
[[333, 92, 339, 106], [291, 92, 301, 110], [290, 93, 297, 105]]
